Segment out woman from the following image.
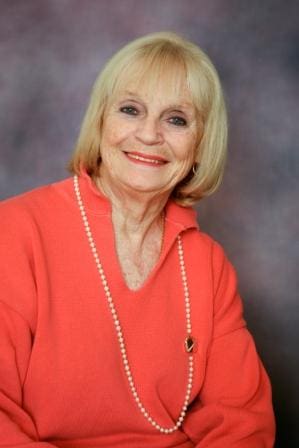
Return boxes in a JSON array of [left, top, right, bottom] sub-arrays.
[[0, 32, 275, 447]]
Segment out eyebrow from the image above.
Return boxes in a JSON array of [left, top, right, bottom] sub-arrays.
[[121, 90, 195, 112]]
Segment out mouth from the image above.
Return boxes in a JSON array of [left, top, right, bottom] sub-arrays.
[[124, 151, 168, 166]]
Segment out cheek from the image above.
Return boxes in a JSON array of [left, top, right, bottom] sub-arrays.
[[101, 126, 118, 147], [101, 117, 133, 147], [172, 134, 197, 162]]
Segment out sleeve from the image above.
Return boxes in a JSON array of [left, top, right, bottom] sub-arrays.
[[184, 241, 276, 448], [0, 302, 57, 447], [0, 203, 58, 447]]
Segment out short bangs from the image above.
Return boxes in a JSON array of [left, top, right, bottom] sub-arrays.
[[106, 44, 190, 107]]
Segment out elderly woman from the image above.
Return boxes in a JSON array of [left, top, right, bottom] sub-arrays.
[[0, 32, 275, 447]]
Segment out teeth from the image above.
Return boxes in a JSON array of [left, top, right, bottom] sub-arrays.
[[128, 153, 163, 164]]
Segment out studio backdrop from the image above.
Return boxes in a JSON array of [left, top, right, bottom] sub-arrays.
[[0, 1, 298, 447]]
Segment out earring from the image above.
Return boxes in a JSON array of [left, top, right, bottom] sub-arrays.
[[192, 163, 198, 175]]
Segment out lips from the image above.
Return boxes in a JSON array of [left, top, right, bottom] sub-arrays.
[[124, 151, 168, 166]]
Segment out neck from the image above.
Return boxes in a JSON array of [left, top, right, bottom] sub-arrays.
[[95, 173, 169, 248]]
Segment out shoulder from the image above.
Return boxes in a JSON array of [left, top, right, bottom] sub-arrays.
[[166, 199, 232, 271], [0, 177, 73, 224], [0, 177, 75, 258], [185, 225, 228, 263], [0, 177, 72, 210], [183, 226, 239, 300]]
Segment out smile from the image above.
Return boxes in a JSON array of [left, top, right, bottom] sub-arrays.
[[125, 152, 168, 166]]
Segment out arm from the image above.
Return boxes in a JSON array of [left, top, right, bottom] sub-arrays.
[[0, 302, 57, 447], [0, 202, 58, 447], [184, 242, 275, 447]]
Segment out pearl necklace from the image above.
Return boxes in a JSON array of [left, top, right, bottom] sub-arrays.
[[73, 175, 194, 434]]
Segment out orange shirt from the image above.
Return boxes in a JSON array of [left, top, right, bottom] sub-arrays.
[[0, 172, 275, 447]]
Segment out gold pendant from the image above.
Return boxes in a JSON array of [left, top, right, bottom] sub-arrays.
[[185, 336, 195, 353]]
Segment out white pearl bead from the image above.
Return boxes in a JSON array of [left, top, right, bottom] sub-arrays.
[[73, 176, 194, 434]]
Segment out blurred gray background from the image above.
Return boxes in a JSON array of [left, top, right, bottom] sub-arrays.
[[0, 1, 298, 446]]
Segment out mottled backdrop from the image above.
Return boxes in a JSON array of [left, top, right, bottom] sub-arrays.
[[0, 0, 298, 446]]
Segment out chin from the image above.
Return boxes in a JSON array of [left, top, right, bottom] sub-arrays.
[[127, 183, 163, 194], [121, 178, 168, 195]]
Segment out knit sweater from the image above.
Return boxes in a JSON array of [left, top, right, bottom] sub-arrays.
[[0, 171, 275, 447]]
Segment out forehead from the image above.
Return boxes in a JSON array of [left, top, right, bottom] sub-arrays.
[[110, 57, 195, 108], [120, 84, 193, 108], [111, 81, 195, 113]]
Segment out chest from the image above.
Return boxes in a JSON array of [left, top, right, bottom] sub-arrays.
[[115, 238, 162, 290], [25, 214, 213, 440], [114, 224, 163, 290], [24, 251, 210, 441]]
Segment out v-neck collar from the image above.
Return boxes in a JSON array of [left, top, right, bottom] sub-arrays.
[[77, 170, 199, 293]]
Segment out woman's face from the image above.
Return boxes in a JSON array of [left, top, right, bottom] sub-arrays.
[[99, 77, 200, 199]]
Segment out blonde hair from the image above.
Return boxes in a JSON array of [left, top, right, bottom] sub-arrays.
[[68, 31, 228, 206]]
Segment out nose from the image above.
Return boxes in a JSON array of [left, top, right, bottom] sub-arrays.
[[135, 116, 163, 145]]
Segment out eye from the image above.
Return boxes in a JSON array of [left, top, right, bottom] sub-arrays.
[[119, 105, 139, 116], [168, 116, 187, 127]]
